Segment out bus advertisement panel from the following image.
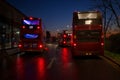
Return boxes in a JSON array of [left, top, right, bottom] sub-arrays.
[[18, 17, 47, 53], [71, 11, 104, 56]]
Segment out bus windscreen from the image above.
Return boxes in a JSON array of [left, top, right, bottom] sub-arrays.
[[23, 20, 39, 25]]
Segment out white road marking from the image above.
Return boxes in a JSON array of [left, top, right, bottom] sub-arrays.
[[100, 56, 120, 72], [47, 57, 56, 69]]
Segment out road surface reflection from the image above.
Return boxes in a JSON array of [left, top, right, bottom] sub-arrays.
[[15, 56, 47, 80], [37, 58, 46, 80], [16, 57, 24, 80]]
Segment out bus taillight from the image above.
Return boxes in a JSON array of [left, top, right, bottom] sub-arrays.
[[18, 44, 22, 48], [37, 26, 40, 29], [29, 17, 33, 20], [39, 44, 43, 48], [101, 35, 104, 38], [63, 41, 66, 44], [63, 34, 67, 38], [101, 42, 104, 46], [45, 47, 48, 51], [22, 26, 25, 29], [73, 43, 77, 47]]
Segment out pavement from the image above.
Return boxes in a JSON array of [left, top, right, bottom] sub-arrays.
[[6, 47, 20, 55], [0, 47, 20, 60]]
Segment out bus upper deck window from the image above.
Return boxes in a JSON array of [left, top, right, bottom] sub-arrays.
[[85, 20, 92, 25]]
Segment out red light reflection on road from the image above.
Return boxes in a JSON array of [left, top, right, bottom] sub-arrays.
[[37, 58, 46, 80], [16, 57, 24, 80], [61, 48, 70, 69], [61, 48, 79, 80]]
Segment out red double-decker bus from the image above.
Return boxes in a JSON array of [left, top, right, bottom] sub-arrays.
[[58, 30, 72, 47], [18, 17, 47, 53], [71, 11, 104, 56]]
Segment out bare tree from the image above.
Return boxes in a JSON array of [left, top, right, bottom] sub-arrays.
[[107, 0, 120, 28], [114, 0, 120, 11], [91, 0, 120, 38]]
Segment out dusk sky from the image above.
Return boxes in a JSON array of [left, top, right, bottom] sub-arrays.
[[6, 0, 93, 35]]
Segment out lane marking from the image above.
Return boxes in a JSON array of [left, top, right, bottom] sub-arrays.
[[100, 56, 120, 72], [47, 57, 56, 69]]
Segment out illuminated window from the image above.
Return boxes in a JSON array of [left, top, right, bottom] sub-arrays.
[[85, 20, 92, 24], [78, 13, 97, 19]]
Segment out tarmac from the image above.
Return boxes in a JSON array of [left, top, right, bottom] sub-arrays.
[[0, 47, 120, 67]]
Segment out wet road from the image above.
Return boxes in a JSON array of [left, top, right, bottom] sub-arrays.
[[0, 43, 120, 80]]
